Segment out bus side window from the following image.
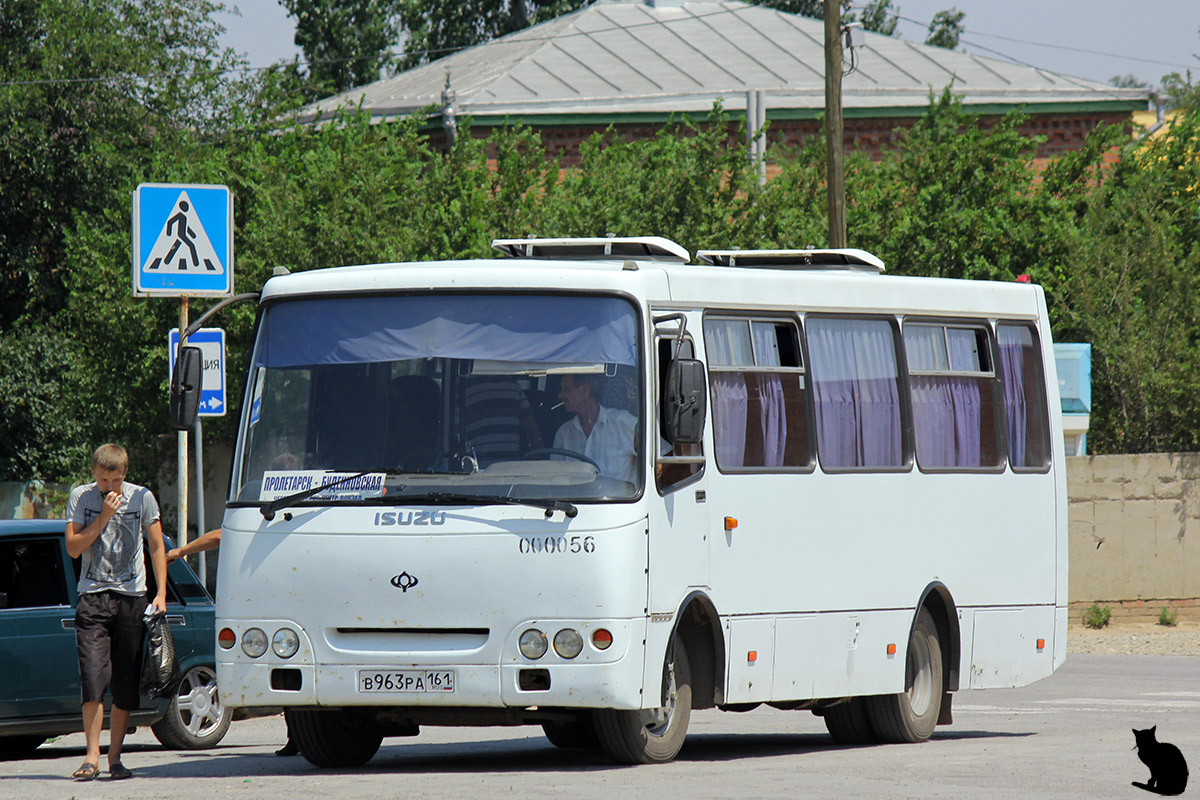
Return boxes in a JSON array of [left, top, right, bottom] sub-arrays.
[[996, 323, 1052, 471], [704, 316, 811, 472], [657, 337, 703, 493], [904, 322, 1002, 470], [806, 316, 906, 471]]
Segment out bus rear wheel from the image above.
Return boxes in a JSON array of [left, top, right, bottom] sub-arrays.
[[592, 639, 692, 764], [822, 697, 877, 744], [867, 608, 943, 743], [288, 708, 383, 767]]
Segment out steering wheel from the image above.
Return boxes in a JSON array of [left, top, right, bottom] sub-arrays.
[[522, 448, 601, 472]]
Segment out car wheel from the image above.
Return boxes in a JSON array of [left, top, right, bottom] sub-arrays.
[[151, 664, 233, 749]]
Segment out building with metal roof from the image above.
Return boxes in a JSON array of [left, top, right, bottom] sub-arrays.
[[299, 0, 1147, 163]]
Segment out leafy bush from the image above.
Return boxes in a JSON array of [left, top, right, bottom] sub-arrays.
[[1159, 607, 1180, 627], [1082, 604, 1112, 629]]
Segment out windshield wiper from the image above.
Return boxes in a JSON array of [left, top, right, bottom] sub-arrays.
[[398, 491, 578, 519], [261, 474, 578, 521], [260, 470, 378, 521]]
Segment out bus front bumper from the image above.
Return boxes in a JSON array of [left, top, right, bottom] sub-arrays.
[[217, 656, 647, 711]]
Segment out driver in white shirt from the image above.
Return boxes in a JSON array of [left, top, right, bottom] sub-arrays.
[[552, 373, 637, 485]]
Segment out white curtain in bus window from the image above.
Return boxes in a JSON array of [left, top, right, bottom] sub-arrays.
[[904, 324, 1000, 469], [996, 323, 1051, 469], [704, 318, 808, 470], [807, 318, 903, 468]]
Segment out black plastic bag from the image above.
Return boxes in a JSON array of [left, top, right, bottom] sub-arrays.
[[141, 610, 181, 699]]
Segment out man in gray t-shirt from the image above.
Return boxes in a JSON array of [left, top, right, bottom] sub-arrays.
[[68, 480, 160, 595], [64, 444, 167, 782]]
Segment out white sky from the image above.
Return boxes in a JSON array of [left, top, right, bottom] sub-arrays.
[[215, 0, 1199, 88]]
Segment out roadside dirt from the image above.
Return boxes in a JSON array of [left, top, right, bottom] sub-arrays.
[[1068, 620, 1200, 656]]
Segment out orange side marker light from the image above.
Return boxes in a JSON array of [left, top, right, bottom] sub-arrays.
[[1036, 639, 1045, 651], [747, 650, 757, 663], [886, 643, 897, 656], [724, 517, 738, 531]]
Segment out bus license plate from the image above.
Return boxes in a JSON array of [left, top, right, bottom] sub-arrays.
[[357, 670, 455, 693]]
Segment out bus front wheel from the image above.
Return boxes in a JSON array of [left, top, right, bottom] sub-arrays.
[[866, 607, 943, 743], [288, 708, 383, 767], [592, 639, 692, 764]]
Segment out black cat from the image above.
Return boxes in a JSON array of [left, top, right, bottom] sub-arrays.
[[1133, 726, 1189, 796]]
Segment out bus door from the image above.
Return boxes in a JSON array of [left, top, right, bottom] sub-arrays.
[[700, 314, 812, 702], [647, 316, 710, 619]]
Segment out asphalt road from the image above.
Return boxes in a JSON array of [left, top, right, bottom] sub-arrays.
[[2, 654, 1195, 799]]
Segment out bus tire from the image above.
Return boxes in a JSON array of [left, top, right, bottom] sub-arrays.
[[866, 608, 943, 743], [592, 639, 692, 764], [542, 717, 598, 749], [822, 697, 877, 745], [288, 708, 383, 767]]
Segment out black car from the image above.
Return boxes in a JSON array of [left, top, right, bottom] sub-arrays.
[[0, 519, 231, 757]]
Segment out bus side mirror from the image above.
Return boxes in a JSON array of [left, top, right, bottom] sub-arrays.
[[169, 345, 203, 430], [664, 359, 706, 444]]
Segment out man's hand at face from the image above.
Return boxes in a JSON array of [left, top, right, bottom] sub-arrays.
[[99, 490, 123, 524]]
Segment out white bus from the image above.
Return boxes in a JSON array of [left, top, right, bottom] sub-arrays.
[[210, 237, 1066, 766]]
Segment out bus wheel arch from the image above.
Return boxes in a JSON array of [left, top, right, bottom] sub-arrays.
[[673, 591, 725, 709], [916, 582, 960, 694]]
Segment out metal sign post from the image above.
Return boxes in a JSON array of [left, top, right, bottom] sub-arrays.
[[177, 299, 189, 552], [194, 415, 206, 588], [134, 182, 233, 554]]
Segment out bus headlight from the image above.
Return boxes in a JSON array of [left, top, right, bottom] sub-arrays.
[[272, 627, 300, 658], [241, 628, 268, 658], [553, 629, 584, 659], [518, 628, 548, 659]]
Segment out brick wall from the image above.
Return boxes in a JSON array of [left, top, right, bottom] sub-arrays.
[[1068, 453, 1200, 623], [447, 109, 1132, 165]]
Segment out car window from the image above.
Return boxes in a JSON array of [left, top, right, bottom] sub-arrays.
[[0, 538, 69, 608]]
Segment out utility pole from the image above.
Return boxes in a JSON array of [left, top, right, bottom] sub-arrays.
[[823, 0, 846, 248]]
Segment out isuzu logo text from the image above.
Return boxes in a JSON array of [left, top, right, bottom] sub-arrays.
[[373, 511, 447, 526]]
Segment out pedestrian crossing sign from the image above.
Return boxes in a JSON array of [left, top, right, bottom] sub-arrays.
[[133, 183, 233, 296]]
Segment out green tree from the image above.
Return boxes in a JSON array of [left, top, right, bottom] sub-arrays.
[[734, 1, 900, 35], [0, 0, 243, 331], [0, 0, 263, 482], [859, 0, 898, 36], [280, 0, 403, 96], [396, 0, 586, 69], [1054, 106, 1200, 453], [1109, 74, 1151, 90], [925, 7, 964, 49], [848, 89, 1067, 283], [542, 107, 758, 252]]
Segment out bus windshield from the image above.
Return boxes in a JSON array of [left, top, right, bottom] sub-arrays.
[[231, 293, 644, 506]]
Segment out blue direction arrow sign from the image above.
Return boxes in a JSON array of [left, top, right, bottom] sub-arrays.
[[134, 184, 233, 296], [169, 328, 227, 417]]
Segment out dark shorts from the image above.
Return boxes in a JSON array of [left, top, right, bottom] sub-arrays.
[[75, 591, 147, 709]]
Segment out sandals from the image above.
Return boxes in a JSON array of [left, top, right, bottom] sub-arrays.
[[72, 762, 99, 781], [108, 761, 133, 780]]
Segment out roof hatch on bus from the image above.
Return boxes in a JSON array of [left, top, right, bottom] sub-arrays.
[[491, 236, 690, 263], [696, 248, 885, 273]]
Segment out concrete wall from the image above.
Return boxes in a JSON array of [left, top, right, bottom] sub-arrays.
[[1068, 453, 1200, 622]]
